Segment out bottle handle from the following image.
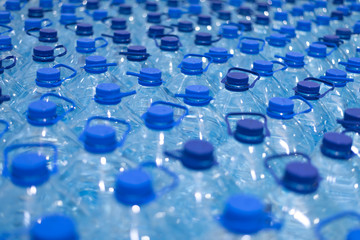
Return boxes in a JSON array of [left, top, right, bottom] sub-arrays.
[[3, 143, 58, 177], [39, 93, 76, 120], [178, 54, 213, 72], [0, 55, 16, 70], [41, 18, 53, 28], [64, 22, 77, 32], [271, 60, 288, 73], [146, 101, 189, 127], [225, 112, 270, 136], [315, 211, 360, 240], [289, 95, 313, 116], [221, 67, 261, 88], [94, 37, 108, 49], [101, 33, 114, 39], [138, 161, 179, 197], [237, 36, 265, 51], [264, 152, 312, 185], [158, 24, 175, 34], [26, 27, 40, 38], [53, 63, 77, 83], [53, 45, 67, 58], [101, 16, 113, 24], [0, 119, 9, 139], [0, 24, 13, 35]]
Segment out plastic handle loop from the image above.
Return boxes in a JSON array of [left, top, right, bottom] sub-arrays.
[[101, 33, 114, 39], [3, 143, 58, 177], [101, 16, 113, 24], [312, 41, 338, 56], [41, 18, 53, 28], [26, 27, 40, 38], [315, 211, 360, 240], [293, 77, 335, 99], [138, 161, 179, 197], [271, 60, 288, 73], [81, 116, 131, 147], [0, 24, 13, 35], [53, 45, 67, 58], [158, 25, 175, 34], [177, 54, 213, 72], [153, 34, 182, 48], [126, 71, 165, 84], [0, 119, 9, 139], [225, 112, 271, 137], [84, 9, 91, 17], [81, 62, 117, 70], [274, 54, 305, 67], [264, 152, 312, 184], [39, 93, 76, 119], [221, 67, 261, 88], [289, 95, 313, 116], [237, 37, 265, 51], [0, 55, 16, 70], [94, 37, 108, 49], [55, 63, 77, 81], [64, 22, 77, 32]]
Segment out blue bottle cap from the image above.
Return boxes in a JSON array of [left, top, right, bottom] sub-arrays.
[[221, 25, 238, 39], [316, 15, 330, 26], [333, 0, 344, 4], [36, 68, 61, 86], [210, 1, 223, 11], [257, 2, 269, 12], [111, 0, 125, 5], [220, 194, 266, 234], [195, 32, 212, 45], [5, 0, 20, 11], [93, 10, 107, 21], [322, 35, 341, 46], [238, 20, 252, 32], [274, 11, 288, 21], [10, 152, 50, 187], [321, 132, 353, 159], [33, 45, 55, 62], [178, 20, 193, 32], [337, 6, 351, 16], [344, 108, 360, 122], [147, 12, 161, 24], [168, 7, 182, 18], [27, 100, 57, 122], [182, 85, 211, 106], [302, 3, 315, 11], [271, 0, 282, 8], [148, 25, 164, 38], [95, 83, 122, 104], [85, 55, 107, 74], [0, 35, 13, 51], [350, 3, 360, 12], [279, 25, 295, 38], [284, 51, 305, 68], [39, 28, 58, 43], [252, 60, 274, 75], [181, 57, 203, 75], [307, 43, 327, 58], [325, 68, 348, 87], [40, 0, 53, 9], [76, 38, 96, 53], [331, 10, 344, 20], [25, 19, 42, 31], [145, 1, 158, 12], [283, 162, 320, 193], [0, 11, 11, 24], [126, 45, 148, 61], [119, 4, 132, 15], [347, 229, 360, 240], [138, 68, 162, 86], [344, 57, 360, 73], [208, 47, 229, 63], [267, 33, 288, 47], [218, 10, 231, 21], [60, 13, 77, 25], [237, 6, 252, 16], [83, 124, 117, 153], [336, 28, 352, 40], [144, 105, 174, 130], [255, 14, 270, 25], [113, 30, 130, 44], [188, 0, 199, 4], [295, 81, 320, 100], [28, 7, 44, 18], [110, 18, 126, 30], [30, 215, 78, 240], [235, 119, 265, 144], [197, 14, 211, 25], [86, 0, 99, 10], [167, 0, 178, 7], [354, 22, 360, 34], [76, 23, 93, 36], [160, 36, 179, 51], [240, 39, 260, 54], [61, 3, 76, 14], [267, 97, 294, 119], [188, 4, 201, 15], [315, 0, 327, 8], [296, 20, 311, 32], [291, 7, 304, 16], [180, 139, 215, 170], [115, 169, 155, 205]]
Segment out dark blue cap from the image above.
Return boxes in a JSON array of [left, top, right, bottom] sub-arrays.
[[240, 39, 260, 54], [347, 229, 360, 240], [271, 0, 282, 8], [295, 81, 320, 100], [316, 15, 330, 25], [111, 0, 125, 5], [76, 23, 93, 36], [325, 68, 349, 87], [282, 161, 320, 193], [111, 18, 126, 30], [188, 0, 199, 4], [315, 0, 327, 8], [178, 20, 193, 32], [85, 55, 108, 73], [83, 124, 117, 153], [344, 57, 360, 73], [322, 35, 341, 46], [167, 0, 178, 7], [220, 194, 266, 234], [36, 68, 61, 86], [126, 45, 148, 61], [255, 14, 270, 25], [180, 139, 215, 170], [280, 25, 296, 38], [25, 19, 42, 31], [119, 4, 132, 15], [238, 20, 252, 32], [60, 13, 78, 25], [30, 215, 78, 240], [147, 12, 161, 24], [182, 85, 211, 106], [267, 33, 288, 47], [93, 10, 107, 21], [252, 60, 274, 75], [5, 0, 20, 11], [274, 11, 288, 21], [267, 97, 294, 118], [211, 1, 223, 12], [10, 152, 50, 187], [113, 30, 131, 44], [237, 6, 252, 16], [168, 7, 182, 18], [148, 25, 164, 38], [321, 132, 353, 159], [76, 38, 97, 53], [350, 3, 360, 12], [39, 28, 58, 43], [160, 36, 179, 51], [61, 3, 76, 13], [86, 0, 99, 10], [333, 0, 344, 4], [302, 3, 315, 11], [138, 68, 162, 86], [296, 20, 311, 32], [344, 108, 360, 122], [224, 72, 250, 92], [0, 11, 11, 24], [95, 83, 124, 104], [291, 7, 304, 16], [181, 57, 203, 75], [33, 45, 55, 62], [354, 22, 360, 34], [284, 51, 305, 68], [27, 100, 57, 122], [198, 14, 211, 26], [235, 119, 265, 144], [115, 169, 155, 205], [307, 43, 327, 58], [144, 105, 174, 130], [188, 4, 202, 15], [40, 0, 53, 9], [218, 10, 231, 21], [145, 1, 158, 12], [195, 32, 212, 45], [257, 2, 269, 12], [331, 10, 344, 20], [337, 6, 351, 16], [28, 7, 44, 18], [221, 25, 238, 38], [208, 47, 230, 63], [0, 35, 13, 51], [336, 28, 352, 40]]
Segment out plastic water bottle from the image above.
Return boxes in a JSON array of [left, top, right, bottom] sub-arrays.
[[339, 57, 360, 97], [264, 152, 339, 240], [302, 3, 316, 21], [318, 35, 347, 66], [237, 19, 253, 37], [295, 20, 317, 50], [195, 14, 213, 33], [292, 78, 336, 143], [262, 33, 291, 60], [63, 22, 94, 47], [272, 11, 289, 30], [218, 112, 276, 195], [313, 15, 333, 37], [236, 37, 266, 69], [70, 84, 137, 135], [0, 55, 22, 98], [124, 68, 179, 122], [265, 97, 315, 153], [214, 68, 266, 116], [174, 85, 227, 145], [253, 14, 270, 39], [304, 42, 335, 77], [289, 7, 304, 26], [335, 108, 360, 155], [336, 27, 355, 58], [314, 0, 328, 15], [330, 10, 349, 30], [4, 0, 26, 23], [349, 3, 360, 26], [214, 25, 240, 56], [276, 25, 306, 52], [163, 139, 240, 239], [122, 101, 188, 166], [171, 20, 194, 46], [164, 54, 214, 96], [101, 30, 131, 60], [190, 32, 221, 54], [25, 28, 64, 51], [214, 10, 232, 31]]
